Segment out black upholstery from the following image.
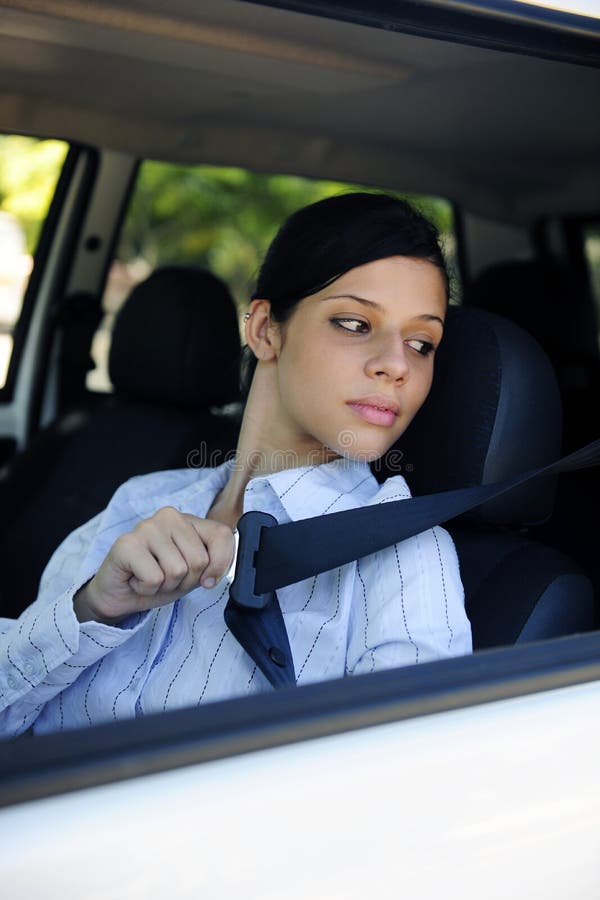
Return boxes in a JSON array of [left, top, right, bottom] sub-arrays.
[[109, 266, 241, 409], [467, 260, 572, 362], [57, 290, 104, 409], [383, 307, 596, 648], [0, 266, 242, 617], [468, 258, 600, 450], [468, 260, 600, 613], [452, 526, 593, 648]]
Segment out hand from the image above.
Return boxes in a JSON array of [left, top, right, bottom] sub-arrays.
[[74, 507, 236, 624]]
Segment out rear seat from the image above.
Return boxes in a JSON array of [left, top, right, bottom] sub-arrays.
[[0, 265, 242, 617]]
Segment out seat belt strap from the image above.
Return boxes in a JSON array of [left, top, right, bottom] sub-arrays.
[[230, 438, 600, 604], [224, 590, 296, 688]]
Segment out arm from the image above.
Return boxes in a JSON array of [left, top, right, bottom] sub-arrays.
[[0, 488, 146, 736], [0, 483, 236, 737], [346, 525, 472, 676], [0, 516, 135, 736]]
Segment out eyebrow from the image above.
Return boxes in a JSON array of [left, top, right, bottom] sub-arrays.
[[322, 293, 445, 327]]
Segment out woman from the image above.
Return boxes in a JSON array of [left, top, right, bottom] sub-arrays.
[[0, 192, 471, 736]]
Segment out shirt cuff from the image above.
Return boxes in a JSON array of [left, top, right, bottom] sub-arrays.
[[2, 573, 151, 704]]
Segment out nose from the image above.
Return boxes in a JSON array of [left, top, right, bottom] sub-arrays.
[[364, 333, 410, 383]]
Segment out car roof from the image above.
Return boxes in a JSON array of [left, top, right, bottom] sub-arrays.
[[0, 0, 599, 222]]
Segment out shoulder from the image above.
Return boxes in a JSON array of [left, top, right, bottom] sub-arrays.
[[110, 465, 228, 518], [116, 468, 205, 506]]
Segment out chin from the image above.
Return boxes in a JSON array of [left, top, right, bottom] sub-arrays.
[[333, 439, 396, 464], [320, 421, 404, 464]]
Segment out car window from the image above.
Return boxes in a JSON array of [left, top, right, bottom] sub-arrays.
[[88, 161, 459, 392], [0, 134, 69, 390]]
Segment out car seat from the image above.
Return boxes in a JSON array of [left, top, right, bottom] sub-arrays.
[[383, 306, 596, 649], [467, 258, 599, 450], [0, 265, 242, 617], [467, 259, 600, 615]]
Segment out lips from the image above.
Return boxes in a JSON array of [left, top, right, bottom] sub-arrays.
[[346, 395, 400, 428]]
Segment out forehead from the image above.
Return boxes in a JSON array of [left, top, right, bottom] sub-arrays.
[[309, 256, 448, 310]]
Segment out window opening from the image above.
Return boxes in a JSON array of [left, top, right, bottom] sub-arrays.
[[0, 135, 69, 388]]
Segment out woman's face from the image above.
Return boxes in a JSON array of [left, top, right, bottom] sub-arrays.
[[269, 255, 447, 462]]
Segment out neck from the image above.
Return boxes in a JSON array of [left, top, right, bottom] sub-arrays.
[[207, 361, 339, 529]]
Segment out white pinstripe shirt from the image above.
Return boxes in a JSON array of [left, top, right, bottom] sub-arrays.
[[0, 458, 472, 737]]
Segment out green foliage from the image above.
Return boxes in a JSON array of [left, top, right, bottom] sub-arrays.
[[0, 136, 68, 253], [118, 161, 454, 307]]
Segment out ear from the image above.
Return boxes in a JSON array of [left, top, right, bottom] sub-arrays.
[[244, 299, 282, 361]]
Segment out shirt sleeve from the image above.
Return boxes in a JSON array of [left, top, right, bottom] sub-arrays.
[[346, 525, 472, 676], [0, 481, 150, 738]]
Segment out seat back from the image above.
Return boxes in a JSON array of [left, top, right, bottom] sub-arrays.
[[467, 258, 600, 450], [381, 306, 596, 647], [0, 265, 242, 616]]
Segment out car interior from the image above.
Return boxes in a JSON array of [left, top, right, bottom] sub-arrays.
[[0, 0, 599, 659]]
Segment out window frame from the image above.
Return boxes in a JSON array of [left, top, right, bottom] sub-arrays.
[[247, 0, 600, 65], [1, 630, 599, 809]]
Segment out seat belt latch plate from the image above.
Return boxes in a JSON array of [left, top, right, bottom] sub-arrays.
[[228, 510, 278, 610]]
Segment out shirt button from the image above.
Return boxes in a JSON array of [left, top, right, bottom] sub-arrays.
[[268, 646, 288, 668], [23, 662, 34, 675], [7, 675, 17, 689]]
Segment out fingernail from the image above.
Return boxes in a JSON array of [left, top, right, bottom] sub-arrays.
[[202, 577, 216, 589]]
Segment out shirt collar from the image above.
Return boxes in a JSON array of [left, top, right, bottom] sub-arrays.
[[130, 456, 394, 524], [252, 456, 379, 522]]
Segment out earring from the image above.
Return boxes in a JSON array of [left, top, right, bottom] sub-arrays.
[[243, 312, 252, 322]]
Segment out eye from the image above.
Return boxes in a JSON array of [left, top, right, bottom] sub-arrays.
[[406, 338, 435, 357], [331, 317, 370, 334]]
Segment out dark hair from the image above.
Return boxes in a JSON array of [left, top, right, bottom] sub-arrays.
[[242, 191, 449, 395]]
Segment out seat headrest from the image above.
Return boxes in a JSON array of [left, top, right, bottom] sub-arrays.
[[109, 265, 241, 409], [468, 259, 598, 363], [386, 307, 562, 526], [469, 260, 564, 334]]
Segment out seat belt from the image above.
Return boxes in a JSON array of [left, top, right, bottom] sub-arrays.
[[225, 511, 296, 688], [225, 438, 599, 687]]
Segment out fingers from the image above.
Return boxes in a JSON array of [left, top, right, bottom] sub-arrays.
[[187, 517, 236, 588], [169, 514, 212, 593], [111, 531, 168, 597], [114, 507, 235, 599]]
